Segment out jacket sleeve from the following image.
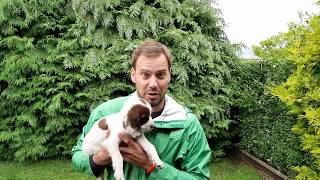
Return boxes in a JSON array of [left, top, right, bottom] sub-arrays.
[[71, 97, 127, 175], [71, 108, 104, 175], [148, 114, 211, 180]]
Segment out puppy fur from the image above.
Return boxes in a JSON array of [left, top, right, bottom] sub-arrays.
[[82, 97, 164, 180]]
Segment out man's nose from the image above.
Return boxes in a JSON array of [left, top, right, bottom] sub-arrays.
[[148, 76, 158, 88]]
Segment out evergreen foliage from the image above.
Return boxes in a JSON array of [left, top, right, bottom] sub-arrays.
[[231, 59, 312, 177], [271, 14, 320, 179], [0, 0, 236, 161], [0, 0, 84, 161], [70, 0, 237, 158]]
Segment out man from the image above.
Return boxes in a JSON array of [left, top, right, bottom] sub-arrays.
[[72, 39, 211, 179]]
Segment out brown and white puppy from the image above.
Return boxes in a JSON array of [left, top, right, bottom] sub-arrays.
[[82, 96, 164, 180]]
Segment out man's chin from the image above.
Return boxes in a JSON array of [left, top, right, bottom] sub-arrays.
[[148, 100, 159, 106], [143, 94, 165, 108], [145, 98, 159, 106]]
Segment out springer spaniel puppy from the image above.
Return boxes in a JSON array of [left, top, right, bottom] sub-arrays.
[[82, 96, 164, 180]]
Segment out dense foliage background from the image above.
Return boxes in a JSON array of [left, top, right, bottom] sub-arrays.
[[0, 0, 236, 161], [231, 59, 312, 177], [0, 0, 82, 161], [271, 15, 320, 179], [1, 0, 319, 179], [244, 12, 320, 178]]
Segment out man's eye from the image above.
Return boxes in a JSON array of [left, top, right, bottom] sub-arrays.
[[142, 73, 149, 78], [157, 73, 166, 79]]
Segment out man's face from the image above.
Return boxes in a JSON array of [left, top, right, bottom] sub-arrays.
[[131, 54, 171, 112]]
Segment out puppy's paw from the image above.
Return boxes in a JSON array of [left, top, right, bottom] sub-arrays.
[[155, 160, 164, 169], [114, 169, 125, 180], [132, 131, 140, 138]]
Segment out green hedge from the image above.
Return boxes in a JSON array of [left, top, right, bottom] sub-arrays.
[[231, 60, 312, 177], [0, 0, 236, 161], [271, 15, 320, 179]]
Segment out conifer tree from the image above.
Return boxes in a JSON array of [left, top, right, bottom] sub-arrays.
[[0, 0, 236, 161], [69, 0, 237, 158], [0, 0, 82, 161]]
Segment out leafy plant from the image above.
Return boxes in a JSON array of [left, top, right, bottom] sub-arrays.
[[0, 0, 82, 161], [272, 14, 320, 179], [231, 59, 312, 177], [0, 0, 236, 161], [67, 0, 238, 158]]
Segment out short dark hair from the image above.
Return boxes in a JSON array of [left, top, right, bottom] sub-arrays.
[[131, 40, 172, 70]]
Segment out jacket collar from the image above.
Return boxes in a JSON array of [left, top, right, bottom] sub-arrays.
[[129, 92, 187, 128]]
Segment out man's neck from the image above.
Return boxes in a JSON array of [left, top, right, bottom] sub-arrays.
[[151, 108, 164, 119], [151, 100, 165, 113]]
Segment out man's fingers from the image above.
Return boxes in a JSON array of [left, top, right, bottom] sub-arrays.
[[118, 132, 132, 144], [119, 147, 136, 164], [119, 146, 129, 153], [119, 133, 143, 151], [121, 154, 132, 164], [100, 148, 109, 155]]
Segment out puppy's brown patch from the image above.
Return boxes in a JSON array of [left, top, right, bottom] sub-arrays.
[[139, 98, 147, 105], [127, 104, 150, 130], [98, 118, 108, 130]]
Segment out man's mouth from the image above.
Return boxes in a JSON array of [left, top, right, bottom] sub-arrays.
[[146, 92, 159, 99]]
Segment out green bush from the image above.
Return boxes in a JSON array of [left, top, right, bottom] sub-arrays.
[[231, 60, 312, 177], [250, 13, 320, 179], [0, 0, 236, 161], [0, 0, 83, 161], [272, 15, 320, 179]]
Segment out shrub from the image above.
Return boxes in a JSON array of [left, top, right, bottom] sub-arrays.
[[0, 0, 82, 161], [272, 15, 320, 179], [0, 0, 236, 161], [231, 60, 312, 177]]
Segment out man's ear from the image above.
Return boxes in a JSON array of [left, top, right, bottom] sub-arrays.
[[130, 67, 136, 83]]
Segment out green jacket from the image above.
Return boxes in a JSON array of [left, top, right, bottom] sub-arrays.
[[72, 93, 211, 179]]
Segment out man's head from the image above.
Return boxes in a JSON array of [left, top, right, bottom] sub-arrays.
[[130, 40, 172, 112], [131, 40, 172, 71]]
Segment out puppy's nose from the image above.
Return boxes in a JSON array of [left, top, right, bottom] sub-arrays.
[[150, 124, 155, 129]]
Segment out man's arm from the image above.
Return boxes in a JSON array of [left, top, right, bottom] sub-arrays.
[[71, 125, 93, 175], [118, 115, 211, 179], [71, 97, 126, 175], [72, 116, 113, 176], [72, 105, 111, 176], [150, 116, 211, 180], [72, 111, 110, 176]]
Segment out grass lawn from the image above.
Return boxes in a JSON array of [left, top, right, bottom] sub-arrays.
[[0, 158, 262, 180], [0, 159, 91, 180], [209, 158, 262, 180]]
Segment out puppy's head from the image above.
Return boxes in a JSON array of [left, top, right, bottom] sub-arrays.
[[123, 98, 154, 137]]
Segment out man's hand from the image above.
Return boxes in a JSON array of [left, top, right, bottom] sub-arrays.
[[92, 148, 112, 166], [92, 130, 112, 166], [118, 133, 153, 171]]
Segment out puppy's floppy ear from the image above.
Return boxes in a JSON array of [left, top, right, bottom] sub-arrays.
[[98, 118, 108, 130], [127, 104, 150, 130], [139, 98, 147, 105]]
